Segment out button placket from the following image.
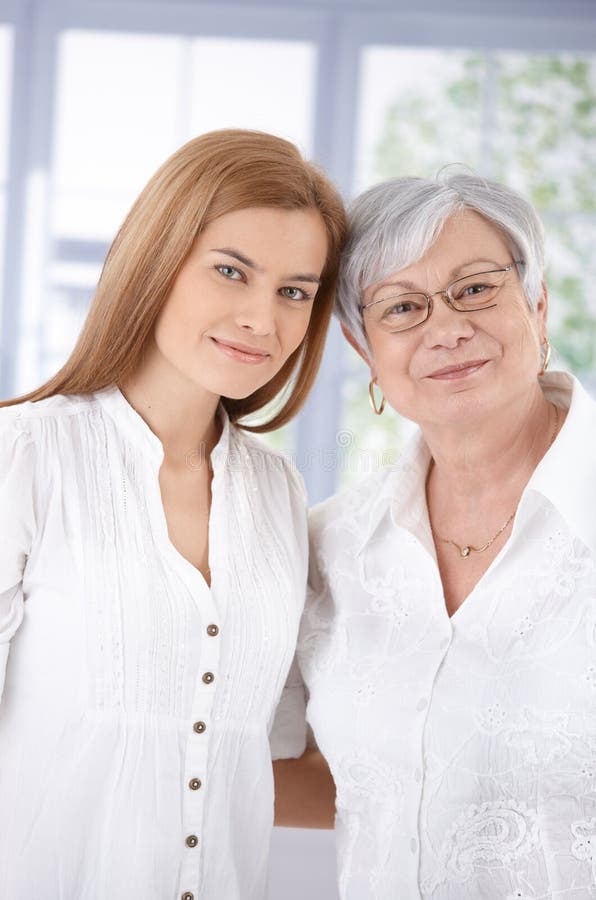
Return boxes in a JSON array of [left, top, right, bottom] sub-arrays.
[[179, 594, 221, 898]]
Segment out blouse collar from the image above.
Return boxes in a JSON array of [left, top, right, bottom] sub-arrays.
[[358, 433, 431, 557], [526, 371, 596, 556], [93, 385, 232, 471]]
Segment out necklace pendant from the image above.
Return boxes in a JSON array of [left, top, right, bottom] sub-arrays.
[[460, 546, 471, 558]]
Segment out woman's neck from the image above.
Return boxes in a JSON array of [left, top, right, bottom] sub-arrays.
[[423, 386, 560, 511], [119, 344, 221, 470]]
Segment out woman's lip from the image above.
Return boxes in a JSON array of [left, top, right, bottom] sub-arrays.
[[209, 337, 271, 364], [427, 360, 489, 380]]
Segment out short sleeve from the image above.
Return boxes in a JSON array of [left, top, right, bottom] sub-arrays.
[[269, 655, 308, 760], [0, 413, 36, 702]]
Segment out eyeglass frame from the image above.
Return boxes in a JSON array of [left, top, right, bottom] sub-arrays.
[[359, 260, 526, 334]]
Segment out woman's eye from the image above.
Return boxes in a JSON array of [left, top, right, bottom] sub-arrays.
[[463, 282, 489, 296], [382, 299, 424, 318], [280, 286, 311, 301], [389, 302, 414, 315], [215, 264, 243, 281]]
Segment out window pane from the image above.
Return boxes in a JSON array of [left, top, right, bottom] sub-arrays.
[[38, 30, 187, 395], [340, 47, 596, 489], [190, 38, 315, 154], [355, 47, 485, 193], [52, 30, 185, 240], [51, 31, 316, 241]]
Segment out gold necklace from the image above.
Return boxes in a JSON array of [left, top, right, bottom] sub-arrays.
[[429, 403, 560, 560]]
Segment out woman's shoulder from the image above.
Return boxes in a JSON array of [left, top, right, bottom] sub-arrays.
[[0, 392, 101, 453], [0, 392, 98, 423], [230, 426, 307, 504], [309, 465, 396, 538]]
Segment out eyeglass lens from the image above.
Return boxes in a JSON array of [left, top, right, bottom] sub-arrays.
[[364, 268, 511, 332]]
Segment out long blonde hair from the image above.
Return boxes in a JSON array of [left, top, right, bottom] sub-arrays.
[[1, 129, 347, 431]]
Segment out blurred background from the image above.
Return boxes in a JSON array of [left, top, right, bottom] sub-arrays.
[[0, 0, 595, 896]]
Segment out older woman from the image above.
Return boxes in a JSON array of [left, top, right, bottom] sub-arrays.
[[272, 174, 596, 900]]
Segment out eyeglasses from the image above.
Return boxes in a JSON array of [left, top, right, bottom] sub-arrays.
[[359, 261, 525, 334]]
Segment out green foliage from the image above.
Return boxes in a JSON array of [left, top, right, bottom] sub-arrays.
[[547, 272, 596, 371]]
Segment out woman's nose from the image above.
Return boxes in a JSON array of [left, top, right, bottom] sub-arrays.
[[235, 292, 276, 335], [422, 293, 475, 349]]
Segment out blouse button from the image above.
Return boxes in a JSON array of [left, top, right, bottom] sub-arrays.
[[193, 721, 207, 734], [202, 672, 215, 685], [207, 624, 219, 637], [182, 894, 194, 900], [410, 837, 418, 854], [186, 834, 199, 848], [416, 697, 428, 712], [189, 778, 202, 791]]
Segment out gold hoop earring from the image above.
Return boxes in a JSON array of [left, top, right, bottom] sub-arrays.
[[368, 378, 385, 416], [538, 339, 551, 376]]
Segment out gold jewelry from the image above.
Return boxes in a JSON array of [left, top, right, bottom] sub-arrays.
[[538, 339, 551, 376], [368, 378, 386, 416], [434, 510, 517, 559], [430, 403, 560, 559]]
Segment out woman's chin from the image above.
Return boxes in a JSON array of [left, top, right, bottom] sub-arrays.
[[436, 393, 498, 429], [186, 369, 272, 402], [215, 380, 269, 402], [390, 388, 495, 429]]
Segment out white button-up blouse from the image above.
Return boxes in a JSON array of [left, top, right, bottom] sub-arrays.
[[0, 386, 307, 900], [274, 372, 596, 900]]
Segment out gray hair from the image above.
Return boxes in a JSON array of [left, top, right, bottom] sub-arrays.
[[337, 172, 546, 347]]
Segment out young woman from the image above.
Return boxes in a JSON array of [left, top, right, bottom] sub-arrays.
[[0, 129, 347, 900]]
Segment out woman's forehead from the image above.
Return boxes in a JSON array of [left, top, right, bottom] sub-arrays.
[[366, 211, 511, 290]]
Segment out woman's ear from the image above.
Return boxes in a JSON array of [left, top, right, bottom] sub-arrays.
[[341, 323, 373, 369], [537, 279, 549, 340]]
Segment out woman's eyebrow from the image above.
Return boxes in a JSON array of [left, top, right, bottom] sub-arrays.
[[210, 247, 322, 284], [376, 258, 509, 293], [287, 273, 323, 285], [448, 258, 504, 278], [374, 278, 419, 293], [211, 247, 262, 271]]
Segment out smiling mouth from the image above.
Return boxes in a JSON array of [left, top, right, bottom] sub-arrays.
[[210, 337, 271, 364], [427, 360, 489, 380]]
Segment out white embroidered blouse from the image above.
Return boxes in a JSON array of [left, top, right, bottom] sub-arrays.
[[274, 371, 596, 900], [0, 386, 307, 900]]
